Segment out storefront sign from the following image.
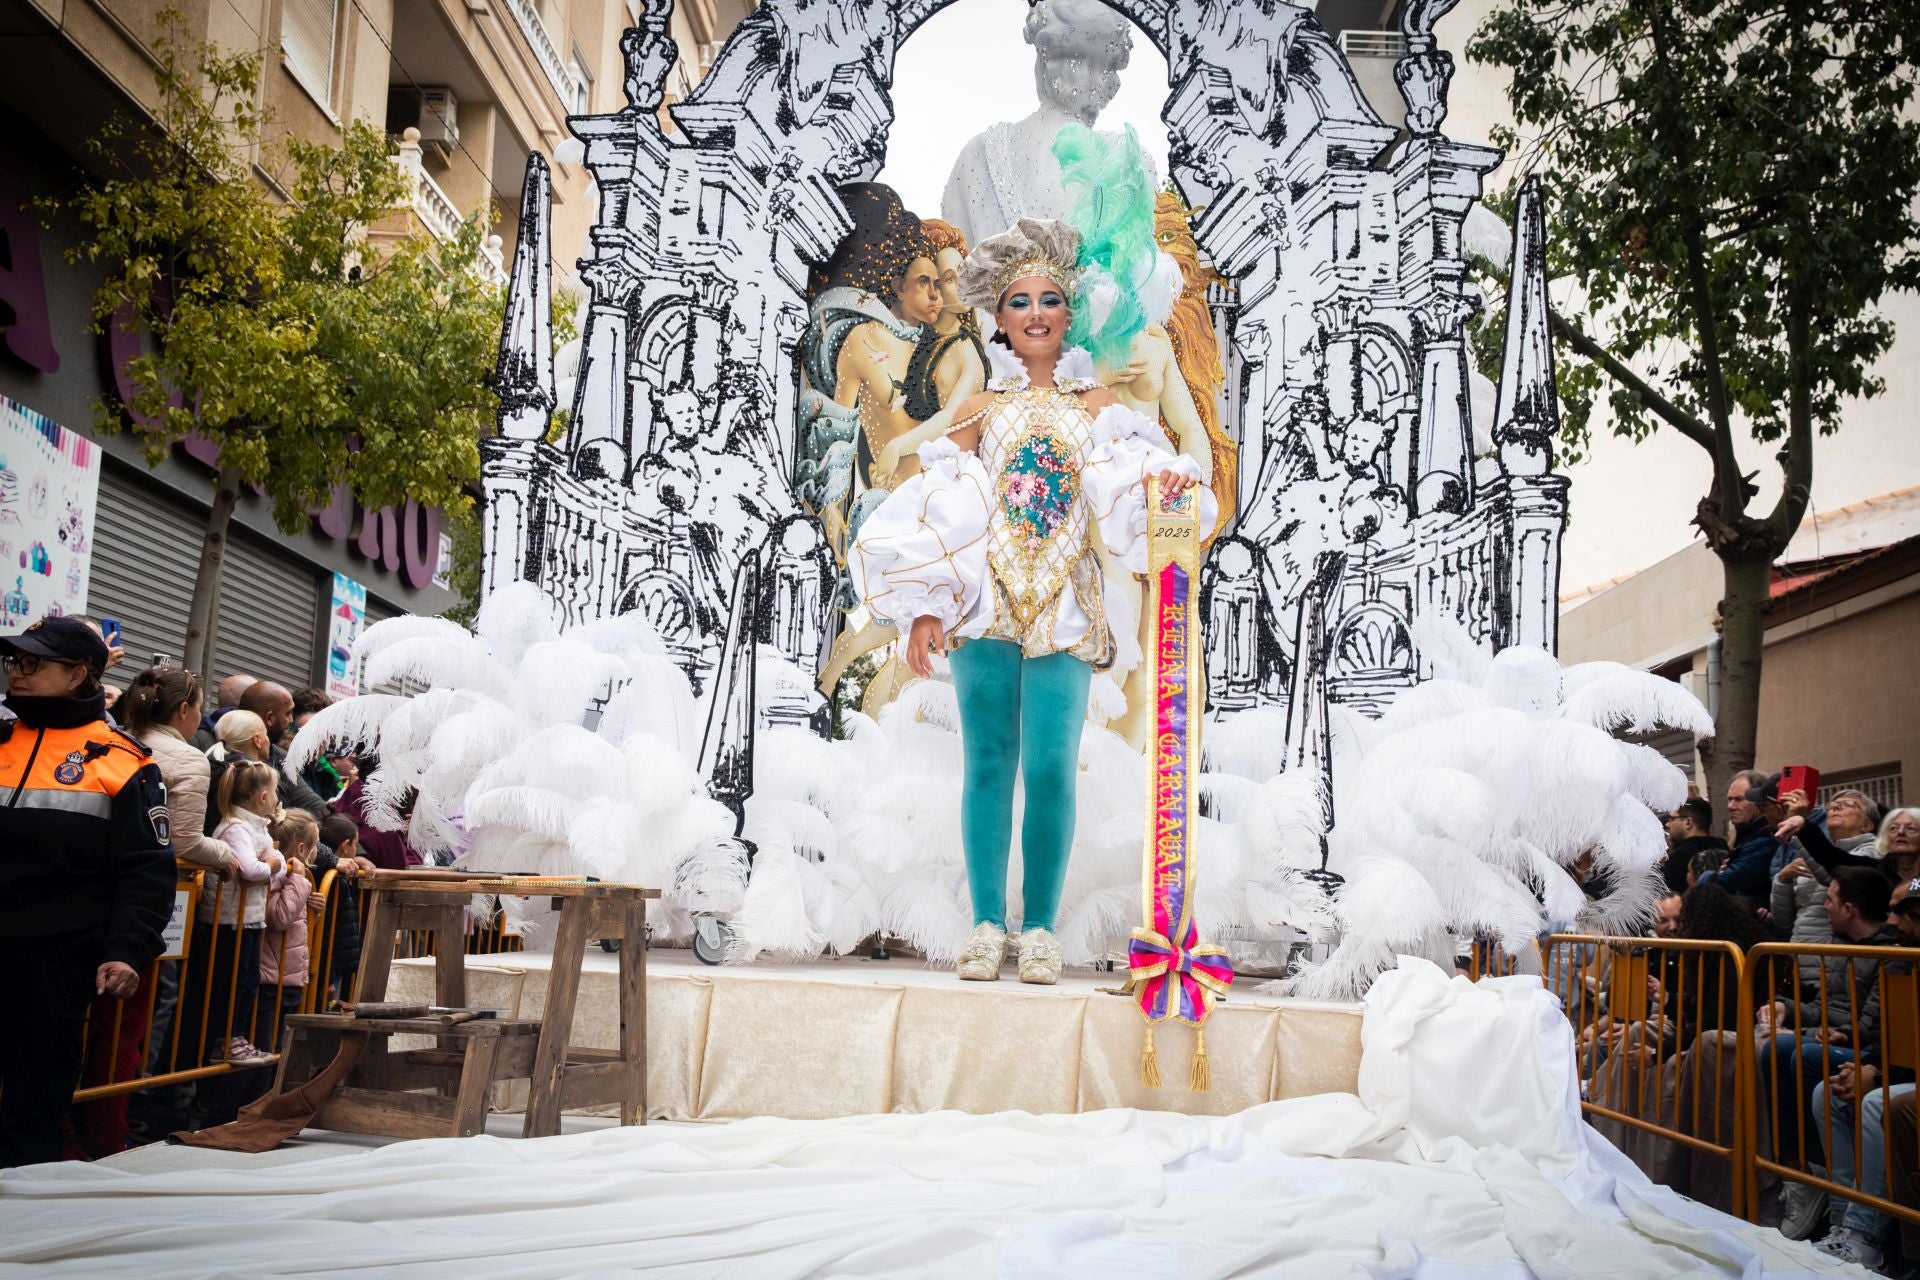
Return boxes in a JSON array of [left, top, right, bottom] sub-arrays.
[[326, 571, 367, 698], [0, 393, 101, 633]]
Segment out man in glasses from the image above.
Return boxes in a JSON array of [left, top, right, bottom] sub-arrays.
[[0, 615, 174, 1167]]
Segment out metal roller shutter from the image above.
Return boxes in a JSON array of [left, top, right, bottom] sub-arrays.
[[91, 465, 322, 689]]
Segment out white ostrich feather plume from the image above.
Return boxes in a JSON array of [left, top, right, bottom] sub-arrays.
[[468, 724, 627, 804], [475, 581, 560, 668], [727, 839, 824, 962], [376, 688, 487, 759], [753, 727, 847, 819], [1562, 668, 1715, 737], [876, 872, 971, 964], [618, 733, 704, 820], [350, 615, 473, 667], [1410, 613, 1493, 687], [510, 639, 628, 726], [563, 611, 667, 659], [464, 785, 577, 844], [596, 655, 699, 761], [283, 693, 406, 779], [1203, 706, 1289, 780], [364, 635, 512, 699]]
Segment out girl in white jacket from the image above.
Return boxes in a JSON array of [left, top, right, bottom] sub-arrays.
[[199, 760, 285, 1065]]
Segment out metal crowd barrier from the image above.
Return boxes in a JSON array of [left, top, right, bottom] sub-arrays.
[[72, 865, 527, 1112], [72, 865, 330, 1105], [1743, 942, 1920, 1234], [1541, 934, 1757, 1219]]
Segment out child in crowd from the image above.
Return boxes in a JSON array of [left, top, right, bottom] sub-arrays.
[[200, 759, 285, 1066], [317, 812, 374, 992], [257, 810, 321, 1047]]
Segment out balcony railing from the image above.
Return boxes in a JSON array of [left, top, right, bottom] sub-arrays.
[[501, 0, 574, 106], [393, 129, 508, 287], [1338, 30, 1409, 59]]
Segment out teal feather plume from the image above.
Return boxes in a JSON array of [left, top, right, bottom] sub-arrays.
[[1053, 123, 1158, 375]]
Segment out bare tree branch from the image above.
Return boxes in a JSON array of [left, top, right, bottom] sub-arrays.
[[1547, 307, 1717, 451]]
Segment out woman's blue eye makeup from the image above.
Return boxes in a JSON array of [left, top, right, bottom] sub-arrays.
[[1041, 292, 1064, 307], [1005, 295, 1030, 311]]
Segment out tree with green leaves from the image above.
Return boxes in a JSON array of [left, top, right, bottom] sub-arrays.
[[1468, 0, 1920, 802], [44, 12, 501, 678]]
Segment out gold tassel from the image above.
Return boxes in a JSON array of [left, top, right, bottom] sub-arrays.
[[1190, 1024, 1212, 1092], [1141, 1025, 1162, 1088]]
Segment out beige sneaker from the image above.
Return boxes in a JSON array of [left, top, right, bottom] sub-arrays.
[[1018, 927, 1062, 985], [957, 922, 1008, 980]]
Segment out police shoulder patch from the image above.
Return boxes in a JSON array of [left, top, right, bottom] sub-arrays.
[[148, 804, 172, 846]]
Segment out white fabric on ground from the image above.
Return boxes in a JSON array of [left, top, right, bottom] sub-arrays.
[[0, 959, 1855, 1278]]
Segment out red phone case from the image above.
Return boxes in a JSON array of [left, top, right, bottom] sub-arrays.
[[1780, 765, 1821, 805]]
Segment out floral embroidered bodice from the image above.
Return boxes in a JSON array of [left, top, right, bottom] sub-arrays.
[[981, 387, 1100, 634]]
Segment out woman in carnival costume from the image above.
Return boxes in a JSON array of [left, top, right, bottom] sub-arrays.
[[849, 189, 1218, 984]]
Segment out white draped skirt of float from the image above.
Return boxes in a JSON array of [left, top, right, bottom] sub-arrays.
[[0, 959, 1845, 1278]]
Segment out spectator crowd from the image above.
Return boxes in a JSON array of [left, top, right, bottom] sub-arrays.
[[0, 614, 434, 1170], [1566, 766, 1920, 1275], [2, 609, 1916, 1275]]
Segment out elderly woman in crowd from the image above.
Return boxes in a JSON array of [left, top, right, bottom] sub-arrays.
[[1772, 790, 1882, 991], [1780, 794, 1920, 885]]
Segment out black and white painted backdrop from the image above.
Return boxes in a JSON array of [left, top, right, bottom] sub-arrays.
[[333, 0, 1701, 992]]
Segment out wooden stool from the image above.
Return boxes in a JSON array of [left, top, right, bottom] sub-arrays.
[[279, 872, 659, 1140], [277, 1012, 542, 1139]]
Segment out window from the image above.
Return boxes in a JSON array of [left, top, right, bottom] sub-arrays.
[[570, 52, 593, 115], [282, 0, 341, 107]]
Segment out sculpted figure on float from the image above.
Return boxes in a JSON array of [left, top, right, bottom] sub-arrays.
[[1102, 190, 1236, 748], [796, 183, 937, 558], [940, 0, 1135, 247], [800, 188, 990, 701]]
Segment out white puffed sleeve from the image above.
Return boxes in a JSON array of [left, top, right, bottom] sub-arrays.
[[1082, 404, 1220, 573], [848, 439, 994, 630]]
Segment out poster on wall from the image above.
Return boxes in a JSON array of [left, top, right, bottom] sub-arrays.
[[0, 393, 102, 634], [325, 571, 367, 699]]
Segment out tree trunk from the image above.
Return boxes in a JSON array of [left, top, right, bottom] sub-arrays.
[[1697, 550, 1771, 810], [185, 465, 243, 681]]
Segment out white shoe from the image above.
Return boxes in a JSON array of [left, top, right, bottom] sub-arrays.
[[1017, 927, 1062, 985], [1814, 1227, 1884, 1270], [957, 922, 1007, 981], [1779, 1177, 1828, 1241]]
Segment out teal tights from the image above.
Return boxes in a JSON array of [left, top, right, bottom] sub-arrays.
[[948, 639, 1091, 932]]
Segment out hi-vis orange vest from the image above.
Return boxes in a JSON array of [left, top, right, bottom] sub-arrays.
[[0, 711, 176, 968]]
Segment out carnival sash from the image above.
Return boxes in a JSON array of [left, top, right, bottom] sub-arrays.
[[1128, 477, 1234, 1090]]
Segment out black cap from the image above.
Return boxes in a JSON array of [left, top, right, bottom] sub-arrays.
[[1750, 773, 1783, 804], [0, 616, 111, 674]]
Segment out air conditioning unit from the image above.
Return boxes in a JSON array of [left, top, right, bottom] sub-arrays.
[[416, 86, 460, 158]]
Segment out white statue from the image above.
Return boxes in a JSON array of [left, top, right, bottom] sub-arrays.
[[939, 0, 1134, 248]]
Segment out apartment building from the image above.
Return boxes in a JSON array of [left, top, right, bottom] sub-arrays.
[[0, 0, 750, 686]]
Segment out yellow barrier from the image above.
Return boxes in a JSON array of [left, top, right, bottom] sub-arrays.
[[1541, 934, 1756, 1220], [1744, 942, 1920, 1236], [71, 863, 336, 1107]]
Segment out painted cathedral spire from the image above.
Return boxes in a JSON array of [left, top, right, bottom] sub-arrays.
[[1493, 175, 1559, 478], [492, 152, 555, 442]]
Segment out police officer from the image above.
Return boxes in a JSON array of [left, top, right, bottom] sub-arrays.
[[0, 616, 174, 1167]]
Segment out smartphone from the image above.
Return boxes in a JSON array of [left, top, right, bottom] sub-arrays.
[[100, 616, 122, 647], [1779, 764, 1821, 807], [152, 652, 171, 669]]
